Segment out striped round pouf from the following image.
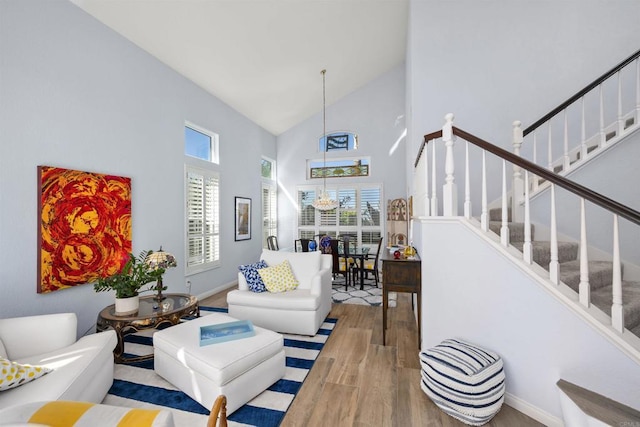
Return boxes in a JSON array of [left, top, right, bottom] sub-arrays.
[[419, 338, 505, 426]]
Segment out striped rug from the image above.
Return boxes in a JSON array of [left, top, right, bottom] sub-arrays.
[[102, 306, 337, 426]]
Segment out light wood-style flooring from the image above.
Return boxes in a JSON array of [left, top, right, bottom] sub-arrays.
[[201, 288, 544, 427]]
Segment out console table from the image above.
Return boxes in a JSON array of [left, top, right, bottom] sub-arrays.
[[381, 252, 421, 345], [96, 293, 199, 363]]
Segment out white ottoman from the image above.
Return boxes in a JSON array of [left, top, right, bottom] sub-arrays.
[[153, 313, 285, 415]]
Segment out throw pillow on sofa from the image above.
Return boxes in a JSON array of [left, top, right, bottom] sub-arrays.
[[239, 260, 268, 292], [0, 357, 51, 391], [259, 260, 299, 293]]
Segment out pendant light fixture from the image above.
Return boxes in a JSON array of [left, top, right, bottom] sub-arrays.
[[311, 69, 338, 211]]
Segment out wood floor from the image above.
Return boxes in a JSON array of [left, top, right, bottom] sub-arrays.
[[201, 288, 544, 427]]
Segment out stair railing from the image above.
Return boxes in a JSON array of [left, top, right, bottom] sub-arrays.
[[519, 49, 640, 189], [414, 113, 640, 334]]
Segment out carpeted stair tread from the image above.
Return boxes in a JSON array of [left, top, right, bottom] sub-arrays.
[[511, 240, 578, 267], [489, 221, 534, 242], [590, 282, 640, 334], [488, 208, 511, 222], [590, 281, 640, 331], [559, 260, 614, 292]]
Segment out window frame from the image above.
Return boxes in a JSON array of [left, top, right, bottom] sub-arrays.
[[261, 156, 277, 249], [184, 163, 220, 276], [296, 183, 383, 249], [185, 121, 219, 164]]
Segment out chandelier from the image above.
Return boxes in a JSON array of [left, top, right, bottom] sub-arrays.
[[311, 69, 338, 211]]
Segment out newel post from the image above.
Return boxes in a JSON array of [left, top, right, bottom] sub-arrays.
[[442, 113, 458, 216], [512, 121, 524, 222]]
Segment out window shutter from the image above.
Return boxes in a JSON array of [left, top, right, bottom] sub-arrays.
[[186, 167, 220, 272]]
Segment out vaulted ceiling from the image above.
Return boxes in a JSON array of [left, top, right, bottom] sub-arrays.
[[71, 0, 409, 135]]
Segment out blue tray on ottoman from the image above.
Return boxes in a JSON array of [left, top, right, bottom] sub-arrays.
[[199, 319, 255, 346]]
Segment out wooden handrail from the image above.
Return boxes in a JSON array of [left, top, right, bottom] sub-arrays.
[[415, 125, 640, 226], [451, 126, 640, 226], [414, 130, 442, 168], [523, 48, 640, 137]]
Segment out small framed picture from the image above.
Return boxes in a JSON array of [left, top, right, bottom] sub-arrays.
[[235, 197, 251, 241]]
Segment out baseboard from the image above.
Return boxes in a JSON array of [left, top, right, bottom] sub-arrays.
[[505, 393, 563, 427], [196, 280, 237, 302]]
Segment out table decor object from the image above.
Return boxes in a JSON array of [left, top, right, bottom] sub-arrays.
[[199, 319, 255, 346]]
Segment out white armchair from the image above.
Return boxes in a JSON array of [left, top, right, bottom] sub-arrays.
[[0, 313, 117, 410], [227, 250, 332, 336]]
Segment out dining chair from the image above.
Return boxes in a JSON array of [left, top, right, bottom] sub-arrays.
[[339, 236, 358, 290], [360, 237, 383, 287], [294, 238, 312, 252], [266, 235, 279, 251]]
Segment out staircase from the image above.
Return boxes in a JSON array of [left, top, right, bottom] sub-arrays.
[[489, 208, 640, 339]]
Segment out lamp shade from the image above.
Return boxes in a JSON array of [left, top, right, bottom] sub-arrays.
[[145, 248, 177, 270]]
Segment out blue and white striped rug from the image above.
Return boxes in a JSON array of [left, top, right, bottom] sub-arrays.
[[102, 306, 337, 426]]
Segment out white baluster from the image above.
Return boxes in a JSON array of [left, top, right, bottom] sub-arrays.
[[442, 113, 458, 217], [424, 140, 430, 216], [617, 70, 623, 136], [532, 132, 539, 192], [523, 171, 533, 264], [431, 141, 438, 216], [547, 123, 553, 172], [611, 214, 624, 333], [480, 150, 488, 232], [512, 121, 524, 222], [636, 57, 640, 123], [464, 141, 471, 219], [581, 97, 587, 161], [599, 83, 606, 145], [579, 198, 590, 307], [500, 160, 509, 247], [549, 184, 560, 284], [563, 110, 570, 171]]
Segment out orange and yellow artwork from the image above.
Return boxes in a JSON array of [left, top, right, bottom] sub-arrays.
[[37, 166, 132, 293]]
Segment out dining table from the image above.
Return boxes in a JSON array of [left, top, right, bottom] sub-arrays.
[[338, 245, 370, 289]]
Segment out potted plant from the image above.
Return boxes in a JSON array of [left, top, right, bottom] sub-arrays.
[[94, 250, 165, 314]]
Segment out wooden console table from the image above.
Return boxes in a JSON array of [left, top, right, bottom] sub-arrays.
[[381, 252, 421, 345]]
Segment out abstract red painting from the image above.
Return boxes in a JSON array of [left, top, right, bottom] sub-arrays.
[[37, 166, 132, 293]]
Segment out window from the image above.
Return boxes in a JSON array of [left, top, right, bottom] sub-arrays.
[[185, 166, 220, 274], [261, 157, 277, 248], [297, 185, 382, 249], [185, 122, 219, 163], [309, 158, 369, 179], [319, 131, 358, 151]]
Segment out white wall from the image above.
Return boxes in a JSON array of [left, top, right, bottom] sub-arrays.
[[276, 65, 406, 250], [0, 1, 276, 335], [406, 0, 640, 213], [416, 218, 640, 423]]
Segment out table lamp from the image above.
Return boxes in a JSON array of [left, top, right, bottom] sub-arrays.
[[145, 246, 177, 302]]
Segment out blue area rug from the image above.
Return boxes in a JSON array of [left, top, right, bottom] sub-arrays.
[[102, 306, 337, 426]]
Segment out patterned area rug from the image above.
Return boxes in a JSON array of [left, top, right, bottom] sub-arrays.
[[102, 306, 336, 426], [332, 278, 397, 307]]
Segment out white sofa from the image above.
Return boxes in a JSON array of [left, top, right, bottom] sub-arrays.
[[0, 313, 117, 410], [227, 250, 332, 336]]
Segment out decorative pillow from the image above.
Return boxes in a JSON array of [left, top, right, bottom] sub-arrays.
[[239, 260, 268, 293], [0, 357, 51, 391], [258, 260, 299, 293]]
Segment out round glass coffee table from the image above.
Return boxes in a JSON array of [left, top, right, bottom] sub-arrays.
[[96, 293, 199, 363]]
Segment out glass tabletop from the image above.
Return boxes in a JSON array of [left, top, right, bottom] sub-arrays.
[[99, 293, 196, 321]]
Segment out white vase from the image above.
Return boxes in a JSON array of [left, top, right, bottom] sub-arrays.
[[115, 295, 139, 315]]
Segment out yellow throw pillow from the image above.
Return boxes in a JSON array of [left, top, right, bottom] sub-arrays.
[[0, 357, 51, 391], [258, 260, 299, 293]]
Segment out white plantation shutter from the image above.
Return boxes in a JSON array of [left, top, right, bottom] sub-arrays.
[[262, 183, 277, 248], [186, 166, 220, 273], [296, 184, 382, 248]]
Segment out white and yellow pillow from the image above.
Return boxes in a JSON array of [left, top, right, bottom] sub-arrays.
[[0, 401, 174, 427], [258, 260, 299, 293], [0, 357, 51, 391]]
